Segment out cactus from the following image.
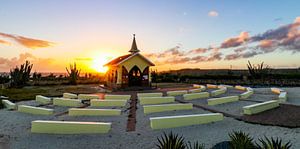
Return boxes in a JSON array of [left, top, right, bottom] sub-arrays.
[[66, 62, 80, 85], [10, 60, 33, 88], [247, 61, 270, 79]]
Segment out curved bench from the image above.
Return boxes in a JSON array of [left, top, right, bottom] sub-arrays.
[[188, 88, 202, 93], [1, 100, 16, 110], [239, 90, 254, 100], [143, 103, 193, 114], [68, 108, 121, 116], [208, 96, 239, 105], [78, 94, 99, 100], [150, 113, 224, 129], [91, 99, 127, 107], [206, 84, 218, 89], [210, 88, 227, 97], [271, 88, 283, 94], [63, 93, 78, 99], [166, 90, 188, 96], [235, 85, 247, 91], [243, 100, 279, 115], [183, 92, 210, 100], [36, 95, 52, 104], [53, 98, 83, 107], [218, 84, 233, 89], [193, 84, 206, 91], [137, 92, 163, 98], [139, 96, 175, 105], [31, 120, 111, 134], [278, 92, 287, 103], [104, 94, 131, 101], [18, 105, 53, 115]]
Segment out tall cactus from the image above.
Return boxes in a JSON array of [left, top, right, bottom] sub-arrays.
[[247, 60, 270, 79], [10, 60, 33, 88], [66, 62, 80, 85]]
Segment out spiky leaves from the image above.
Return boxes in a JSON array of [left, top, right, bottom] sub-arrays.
[[229, 131, 256, 149], [257, 137, 292, 149], [157, 132, 186, 149], [10, 60, 33, 88], [66, 62, 80, 85]]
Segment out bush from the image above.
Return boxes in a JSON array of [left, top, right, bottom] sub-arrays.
[[229, 131, 256, 149], [66, 63, 80, 85], [10, 61, 33, 88], [156, 132, 204, 149], [256, 136, 292, 149]]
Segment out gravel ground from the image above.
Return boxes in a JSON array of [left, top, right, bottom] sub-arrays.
[[1, 87, 300, 149]]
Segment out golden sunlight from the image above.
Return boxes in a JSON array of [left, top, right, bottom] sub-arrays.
[[91, 58, 109, 73]]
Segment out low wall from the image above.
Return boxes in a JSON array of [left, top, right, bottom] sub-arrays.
[[139, 96, 175, 105], [207, 96, 239, 105], [183, 92, 210, 100], [143, 103, 193, 114]]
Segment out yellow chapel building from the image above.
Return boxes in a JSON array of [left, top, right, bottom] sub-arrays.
[[104, 35, 155, 89]]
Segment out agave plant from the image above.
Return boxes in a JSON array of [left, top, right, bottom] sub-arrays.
[[256, 136, 292, 149], [186, 141, 205, 149], [156, 132, 186, 149], [229, 131, 256, 149], [66, 62, 80, 85], [247, 61, 271, 80], [10, 60, 33, 88]]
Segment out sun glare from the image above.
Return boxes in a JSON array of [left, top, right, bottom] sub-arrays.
[[91, 57, 109, 73]]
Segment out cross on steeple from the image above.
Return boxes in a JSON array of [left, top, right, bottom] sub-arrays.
[[129, 34, 140, 53]]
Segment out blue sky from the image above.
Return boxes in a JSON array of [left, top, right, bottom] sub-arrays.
[[0, 0, 299, 72]]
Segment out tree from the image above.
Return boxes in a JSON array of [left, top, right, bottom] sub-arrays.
[[66, 62, 80, 85], [10, 61, 33, 88]]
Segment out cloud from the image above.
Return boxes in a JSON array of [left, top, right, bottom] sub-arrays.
[[0, 39, 11, 45], [0, 32, 54, 49], [208, 11, 219, 17], [220, 32, 250, 48]]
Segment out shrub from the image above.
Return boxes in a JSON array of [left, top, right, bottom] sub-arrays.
[[186, 141, 205, 149], [66, 63, 80, 85], [156, 132, 186, 149], [256, 136, 292, 149], [229, 131, 256, 149], [10, 61, 33, 88]]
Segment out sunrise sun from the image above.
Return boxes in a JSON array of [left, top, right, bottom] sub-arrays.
[[91, 57, 109, 73]]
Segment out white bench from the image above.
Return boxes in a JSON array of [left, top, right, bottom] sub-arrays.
[[150, 113, 223, 129], [193, 84, 206, 91], [243, 100, 279, 115], [18, 105, 53, 115], [91, 99, 127, 107], [36, 95, 52, 104], [239, 91, 254, 100], [1, 100, 16, 110], [139, 96, 175, 105], [183, 92, 210, 100], [208, 96, 239, 105], [53, 98, 83, 107], [206, 84, 218, 89], [278, 92, 287, 103], [137, 92, 163, 98], [31, 120, 111, 134], [235, 85, 247, 91], [166, 90, 188, 96], [78, 94, 99, 100], [246, 87, 254, 91], [188, 88, 202, 93], [104, 94, 131, 101], [210, 88, 227, 97], [143, 103, 193, 114], [69, 108, 121, 116], [63, 93, 78, 99], [271, 88, 284, 94], [218, 84, 233, 88]]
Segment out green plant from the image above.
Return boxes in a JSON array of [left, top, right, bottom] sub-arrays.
[[247, 61, 271, 80], [156, 132, 186, 149], [10, 61, 33, 88], [186, 141, 205, 149], [256, 137, 292, 149], [229, 131, 256, 149], [66, 63, 81, 85]]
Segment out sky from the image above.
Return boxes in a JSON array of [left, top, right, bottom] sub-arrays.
[[0, 0, 300, 73]]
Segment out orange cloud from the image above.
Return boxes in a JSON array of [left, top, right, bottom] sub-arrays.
[[0, 39, 11, 46], [0, 32, 54, 49], [220, 32, 249, 48]]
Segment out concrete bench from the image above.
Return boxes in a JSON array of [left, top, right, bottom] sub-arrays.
[[150, 113, 223, 129], [183, 92, 210, 100], [1, 100, 16, 110], [239, 91, 254, 100], [139, 96, 175, 105], [271, 88, 284, 94], [210, 88, 227, 97], [91, 99, 127, 107], [208, 96, 239, 105], [18, 105, 53, 115], [69, 108, 121, 116], [36, 95, 52, 104], [278, 92, 287, 103], [53, 98, 83, 107], [235, 85, 247, 91], [206, 84, 218, 89], [31, 120, 111, 134], [104, 94, 131, 101], [193, 84, 206, 91], [166, 90, 188, 96], [243, 100, 279, 115], [218, 84, 233, 88], [143, 103, 193, 114], [78, 94, 99, 100], [137, 92, 163, 98], [246, 87, 254, 92], [188, 88, 202, 93], [63, 93, 78, 99]]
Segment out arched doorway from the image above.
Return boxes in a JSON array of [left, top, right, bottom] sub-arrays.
[[128, 66, 142, 86]]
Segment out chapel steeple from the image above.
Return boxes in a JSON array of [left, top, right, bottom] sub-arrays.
[[129, 34, 140, 53]]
